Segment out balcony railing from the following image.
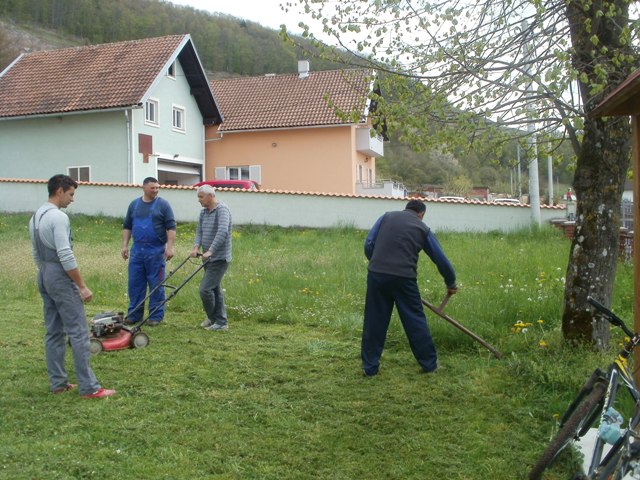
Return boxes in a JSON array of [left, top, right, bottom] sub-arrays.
[[356, 179, 407, 198]]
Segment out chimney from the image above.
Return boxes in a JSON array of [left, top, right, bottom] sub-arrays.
[[298, 60, 309, 79]]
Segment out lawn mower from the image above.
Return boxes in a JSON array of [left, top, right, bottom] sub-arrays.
[[89, 254, 207, 354]]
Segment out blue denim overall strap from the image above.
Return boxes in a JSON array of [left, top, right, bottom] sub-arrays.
[[132, 197, 163, 249]]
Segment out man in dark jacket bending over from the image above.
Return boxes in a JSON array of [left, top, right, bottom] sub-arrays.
[[362, 199, 458, 376]]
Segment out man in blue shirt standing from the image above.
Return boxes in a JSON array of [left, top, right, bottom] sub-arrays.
[[121, 177, 176, 326], [362, 199, 457, 376]]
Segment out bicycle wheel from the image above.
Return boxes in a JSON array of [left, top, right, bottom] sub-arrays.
[[529, 381, 607, 480], [560, 369, 606, 426]]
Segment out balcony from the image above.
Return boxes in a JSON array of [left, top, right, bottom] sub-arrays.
[[356, 179, 407, 198], [356, 128, 384, 157]]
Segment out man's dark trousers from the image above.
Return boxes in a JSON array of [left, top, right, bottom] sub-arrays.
[[361, 271, 438, 375]]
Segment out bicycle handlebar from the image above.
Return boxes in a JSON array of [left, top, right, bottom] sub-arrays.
[[587, 296, 634, 338]]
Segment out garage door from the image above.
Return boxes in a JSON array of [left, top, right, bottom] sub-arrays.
[[157, 160, 202, 186]]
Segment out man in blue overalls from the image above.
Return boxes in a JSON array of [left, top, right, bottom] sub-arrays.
[[121, 177, 176, 326]]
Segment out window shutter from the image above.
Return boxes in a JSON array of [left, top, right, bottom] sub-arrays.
[[214, 167, 226, 180], [249, 165, 262, 184]]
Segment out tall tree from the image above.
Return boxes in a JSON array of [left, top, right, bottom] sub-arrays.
[[283, 0, 638, 347]]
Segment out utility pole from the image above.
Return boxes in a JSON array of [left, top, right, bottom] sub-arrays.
[[523, 20, 541, 225], [547, 141, 554, 205], [510, 167, 514, 197], [527, 134, 541, 223], [517, 144, 522, 199]]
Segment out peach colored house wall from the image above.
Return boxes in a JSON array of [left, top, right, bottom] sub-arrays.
[[205, 125, 375, 195]]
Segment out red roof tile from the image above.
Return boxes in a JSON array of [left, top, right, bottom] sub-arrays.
[[210, 69, 374, 131], [0, 35, 189, 118], [0, 177, 567, 207]]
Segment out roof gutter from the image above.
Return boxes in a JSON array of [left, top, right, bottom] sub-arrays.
[[205, 132, 224, 143], [125, 109, 133, 184], [215, 123, 367, 135]]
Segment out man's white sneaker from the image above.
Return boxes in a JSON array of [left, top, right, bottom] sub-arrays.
[[201, 319, 212, 328], [206, 323, 228, 331]]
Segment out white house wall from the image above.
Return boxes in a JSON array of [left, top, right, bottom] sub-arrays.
[[133, 60, 205, 184], [0, 62, 205, 185], [0, 111, 128, 182]]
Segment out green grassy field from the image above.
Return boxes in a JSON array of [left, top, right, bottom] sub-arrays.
[[0, 213, 634, 479]]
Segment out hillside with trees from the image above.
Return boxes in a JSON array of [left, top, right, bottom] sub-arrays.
[[0, 0, 575, 199], [0, 0, 346, 76]]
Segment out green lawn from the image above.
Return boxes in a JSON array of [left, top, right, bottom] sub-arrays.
[[0, 213, 633, 479]]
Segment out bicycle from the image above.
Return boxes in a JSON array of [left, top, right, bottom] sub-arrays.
[[528, 297, 640, 480]]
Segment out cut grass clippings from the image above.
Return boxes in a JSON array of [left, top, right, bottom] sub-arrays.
[[0, 213, 633, 479]]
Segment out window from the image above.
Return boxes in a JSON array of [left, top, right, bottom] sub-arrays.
[[145, 99, 159, 125], [167, 61, 176, 79], [68, 166, 90, 182], [172, 106, 185, 131], [215, 165, 261, 184], [227, 166, 250, 180]]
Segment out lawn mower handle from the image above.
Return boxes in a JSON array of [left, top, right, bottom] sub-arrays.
[[126, 253, 207, 324]]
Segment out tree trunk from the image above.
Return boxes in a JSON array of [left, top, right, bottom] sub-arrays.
[[562, 116, 630, 347], [561, 0, 633, 347]]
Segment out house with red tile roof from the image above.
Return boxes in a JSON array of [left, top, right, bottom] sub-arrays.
[[0, 34, 221, 185], [205, 62, 384, 195]]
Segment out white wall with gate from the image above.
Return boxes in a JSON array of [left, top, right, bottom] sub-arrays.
[[0, 178, 565, 232]]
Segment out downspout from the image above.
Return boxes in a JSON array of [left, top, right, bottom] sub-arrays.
[[205, 132, 224, 142], [125, 109, 133, 183], [204, 131, 224, 182]]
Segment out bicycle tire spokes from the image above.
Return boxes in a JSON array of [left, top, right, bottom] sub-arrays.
[[587, 363, 640, 478], [592, 435, 629, 479], [528, 382, 607, 480], [588, 369, 622, 475], [529, 299, 640, 480]]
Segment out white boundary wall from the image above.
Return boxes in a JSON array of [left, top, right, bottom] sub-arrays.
[[0, 179, 564, 232]]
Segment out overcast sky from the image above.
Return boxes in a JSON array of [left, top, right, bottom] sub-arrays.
[[167, 0, 311, 34]]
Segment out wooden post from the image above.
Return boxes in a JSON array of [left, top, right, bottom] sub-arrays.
[[633, 115, 640, 387], [589, 70, 640, 386]]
